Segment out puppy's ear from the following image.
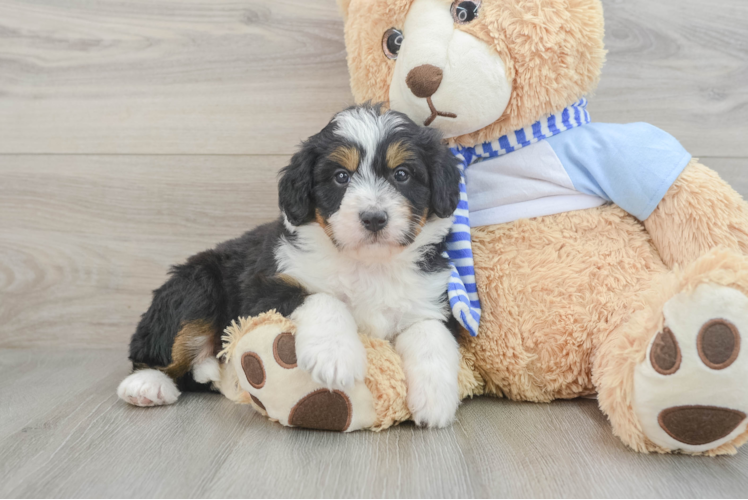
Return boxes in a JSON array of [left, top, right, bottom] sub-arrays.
[[278, 141, 318, 226], [422, 129, 461, 219]]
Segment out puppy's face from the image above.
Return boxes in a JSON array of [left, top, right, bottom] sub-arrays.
[[279, 105, 461, 258]]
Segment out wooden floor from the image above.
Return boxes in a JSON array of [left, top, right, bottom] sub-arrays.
[[1, 0, 748, 497]]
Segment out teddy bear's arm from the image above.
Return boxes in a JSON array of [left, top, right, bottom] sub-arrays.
[[643, 160, 748, 269]]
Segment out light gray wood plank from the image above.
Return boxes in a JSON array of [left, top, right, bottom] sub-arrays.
[[1, 156, 745, 350], [457, 398, 748, 498], [0, 154, 287, 349], [706, 157, 748, 196], [592, 0, 748, 157], [0, 348, 129, 442], [1, 0, 747, 156], [1, 348, 746, 498], [0, 0, 353, 155]]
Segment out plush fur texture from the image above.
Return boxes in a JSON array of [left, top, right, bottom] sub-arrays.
[[465, 203, 667, 402], [331, 0, 748, 454], [338, 0, 606, 147], [594, 247, 748, 456], [644, 160, 748, 269]]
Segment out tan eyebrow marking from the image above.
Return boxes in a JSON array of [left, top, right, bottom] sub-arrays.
[[386, 141, 414, 169], [315, 209, 335, 240], [329, 146, 361, 172]]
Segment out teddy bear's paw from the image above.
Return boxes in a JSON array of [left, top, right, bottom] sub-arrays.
[[117, 369, 181, 407], [226, 315, 377, 432], [634, 283, 748, 453]]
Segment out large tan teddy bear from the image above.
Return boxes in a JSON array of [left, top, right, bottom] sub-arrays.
[[219, 0, 748, 456]]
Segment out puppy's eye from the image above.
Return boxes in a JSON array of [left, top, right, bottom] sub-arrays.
[[393, 168, 410, 183], [382, 28, 403, 60], [334, 170, 351, 185], [451, 0, 480, 24]]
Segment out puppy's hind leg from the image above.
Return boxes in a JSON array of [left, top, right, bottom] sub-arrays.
[[121, 320, 221, 407], [118, 369, 181, 407], [121, 249, 229, 407]]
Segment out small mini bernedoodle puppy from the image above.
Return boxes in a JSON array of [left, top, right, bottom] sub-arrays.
[[118, 104, 464, 427]]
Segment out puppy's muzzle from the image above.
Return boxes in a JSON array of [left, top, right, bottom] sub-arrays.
[[360, 211, 389, 233]]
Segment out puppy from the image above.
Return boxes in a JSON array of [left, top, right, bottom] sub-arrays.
[[118, 104, 463, 427]]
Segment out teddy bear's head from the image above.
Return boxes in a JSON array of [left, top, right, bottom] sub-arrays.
[[338, 0, 606, 147]]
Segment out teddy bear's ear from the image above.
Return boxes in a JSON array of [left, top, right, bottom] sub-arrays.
[[336, 0, 352, 20]]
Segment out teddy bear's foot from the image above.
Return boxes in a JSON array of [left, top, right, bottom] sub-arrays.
[[634, 283, 748, 453], [218, 312, 380, 432]]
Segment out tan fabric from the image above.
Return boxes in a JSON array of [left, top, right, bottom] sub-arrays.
[[264, 1, 748, 457], [464, 204, 667, 402], [594, 248, 748, 455], [360, 335, 411, 431], [644, 161, 748, 269], [339, 0, 606, 147]]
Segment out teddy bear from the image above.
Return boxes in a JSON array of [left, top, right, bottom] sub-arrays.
[[217, 0, 748, 456]]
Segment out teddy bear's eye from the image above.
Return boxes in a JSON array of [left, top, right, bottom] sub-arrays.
[[382, 28, 404, 60], [451, 0, 481, 24]]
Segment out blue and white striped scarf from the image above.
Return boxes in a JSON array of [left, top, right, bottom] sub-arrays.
[[444, 99, 591, 336]]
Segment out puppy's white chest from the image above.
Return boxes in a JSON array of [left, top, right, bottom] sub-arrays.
[[324, 265, 425, 340], [275, 221, 453, 340], [281, 254, 445, 340]]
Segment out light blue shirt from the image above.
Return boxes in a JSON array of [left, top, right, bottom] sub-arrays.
[[447, 97, 690, 336], [546, 122, 692, 221], [465, 122, 692, 226]]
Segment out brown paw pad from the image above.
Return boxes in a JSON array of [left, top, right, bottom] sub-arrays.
[[250, 394, 266, 412], [289, 389, 352, 432], [273, 332, 297, 369], [651, 327, 682, 375], [659, 405, 747, 446], [241, 352, 266, 389], [698, 319, 741, 370]]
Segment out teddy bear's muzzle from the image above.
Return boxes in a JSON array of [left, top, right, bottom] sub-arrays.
[[405, 64, 458, 127]]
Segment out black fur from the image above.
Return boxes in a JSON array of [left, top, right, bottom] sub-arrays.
[[128, 104, 463, 391], [129, 220, 307, 390]]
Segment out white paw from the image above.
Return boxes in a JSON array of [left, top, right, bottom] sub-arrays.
[[193, 357, 221, 384], [634, 284, 748, 453], [405, 368, 460, 428], [296, 332, 367, 391], [117, 369, 180, 407], [396, 320, 461, 428]]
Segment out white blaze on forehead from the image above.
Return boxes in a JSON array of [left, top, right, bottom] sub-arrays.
[[329, 108, 415, 253], [333, 108, 406, 171]]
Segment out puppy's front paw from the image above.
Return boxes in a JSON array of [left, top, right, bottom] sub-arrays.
[[297, 333, 367, 391], [117, 369, 180, 407], [406, 370, 460, 429]]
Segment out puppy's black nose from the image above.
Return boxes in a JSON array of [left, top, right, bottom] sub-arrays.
[[360, 211, 388, 233]]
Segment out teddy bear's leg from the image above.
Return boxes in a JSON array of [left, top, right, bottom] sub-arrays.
[[644, 160, 748, 269], [594, 248, 748, 455], [217, 311, 412, 432]]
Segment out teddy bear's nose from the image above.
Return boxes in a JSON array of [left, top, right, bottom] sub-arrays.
[[406, 64, 444, 99]]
